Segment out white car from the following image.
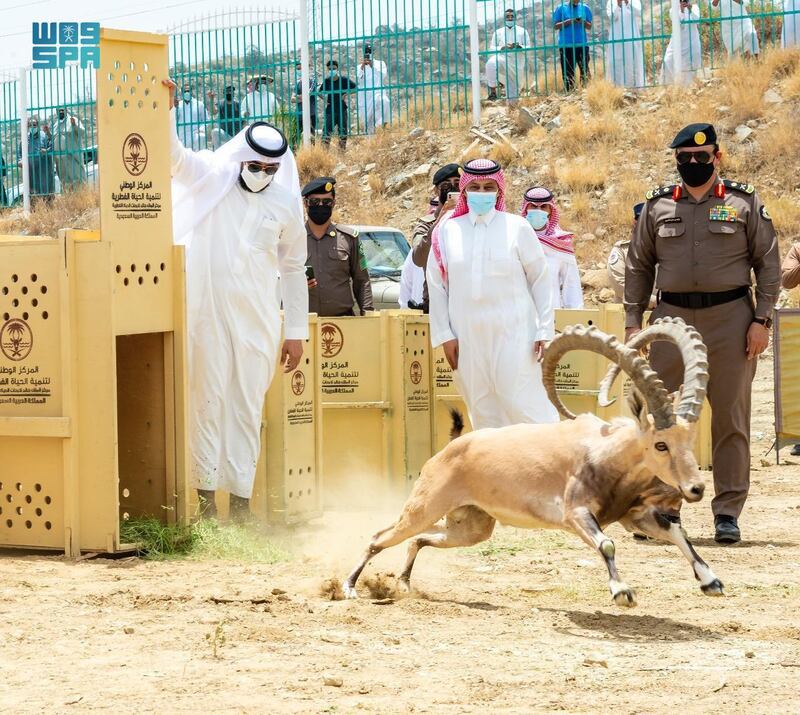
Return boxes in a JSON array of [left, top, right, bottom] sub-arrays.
[[353, 225, 410, 311]]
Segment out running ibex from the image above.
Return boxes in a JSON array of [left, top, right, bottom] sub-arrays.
[[343, 318, 723, 607]]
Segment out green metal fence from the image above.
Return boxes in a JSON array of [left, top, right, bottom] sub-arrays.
[[1, 0, 799, 209]]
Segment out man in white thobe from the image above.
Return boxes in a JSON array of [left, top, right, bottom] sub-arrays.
[[399, 251, 425, 309], [486, 8, 531, 101], [427, 158, 559, 430], [661, 1, 703, 86], [175, 82, 210, 151], [357, 44, 391, 134], [712, 0, 759, 57], [165, 79, 308, 520], [605, 0, 645, 88], [51, 107, 88, 191], [242, 75, 280, 122]]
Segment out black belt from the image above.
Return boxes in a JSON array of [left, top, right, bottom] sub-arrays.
[[660, 286, 749, 310]]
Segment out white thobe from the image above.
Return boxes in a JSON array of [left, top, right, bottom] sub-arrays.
[[541, 245, 584, 309], [486, 25, 531, 100], [661, 5, 703, 85], [713, 0, 759, 55], [170, 131, 308, 498], [399, 251, 425, 308], [782, 0, 800, 46], [605, 0, 645, 88], [357, 60, 391, 134], [242, 89, 279, 121], [175, 99, 209, 151], [427, 209, 559, 429]]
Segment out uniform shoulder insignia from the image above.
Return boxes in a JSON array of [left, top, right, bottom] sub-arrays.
[[336, 224, 360, 238], [645, 185, 676, 201], [723, 179, 755, 195]]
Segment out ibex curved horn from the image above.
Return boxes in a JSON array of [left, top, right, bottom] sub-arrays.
[[597, 318, 709, 423], [542, 325, 675, 430]]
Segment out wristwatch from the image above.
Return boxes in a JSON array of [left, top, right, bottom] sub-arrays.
[[753, 316, 773, 329]]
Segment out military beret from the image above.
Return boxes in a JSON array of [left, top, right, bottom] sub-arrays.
[[633, 202, 644, 220], [302, 176, 336, 197], [432, 163, 461, 186], [669, 123, 717, 149]]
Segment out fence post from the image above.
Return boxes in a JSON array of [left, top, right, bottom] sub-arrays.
[[469, 0, 481, 127], [299, 0, 311, 147], [671, 0, 683, 85], [18, 67, 30, 216]]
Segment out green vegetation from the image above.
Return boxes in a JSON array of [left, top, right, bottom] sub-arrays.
[[120, 517, 291, 563]]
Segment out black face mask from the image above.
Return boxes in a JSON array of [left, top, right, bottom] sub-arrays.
[[308, 204, 333, 225], [677, 160, 715, 188], [225, 93, 234, 100]]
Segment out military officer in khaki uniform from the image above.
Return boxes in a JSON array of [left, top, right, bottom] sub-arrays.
[[411, 163, 461, 312], [608, 202, 649, 303], [303, 176, 374, 316], [626, 123, 781, 544]]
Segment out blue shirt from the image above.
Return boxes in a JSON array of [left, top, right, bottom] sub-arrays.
[[553, 2, 593, 47]]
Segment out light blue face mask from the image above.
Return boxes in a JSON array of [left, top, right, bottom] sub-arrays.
[[526, 209, 549, 231], [466, 191, 497, 216], [505, 20, 515, 27]]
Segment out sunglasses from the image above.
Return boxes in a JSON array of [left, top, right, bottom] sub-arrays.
[[246, 162, 280, 175], [676, 150, 715, 165], [307, 198, 335, 207]]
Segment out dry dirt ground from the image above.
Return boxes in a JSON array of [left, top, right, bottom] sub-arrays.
[[1, 356, 799, 714]]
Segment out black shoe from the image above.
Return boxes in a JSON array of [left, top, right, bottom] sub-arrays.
[[714, 515, 741, 544], [790, 444, 800, 456]]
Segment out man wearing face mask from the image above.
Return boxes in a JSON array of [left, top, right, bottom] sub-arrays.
[[320, 60, 357, 150], [521, 186, 583, 309], [427, 158, 558, 429], [164, 79, 308, 521], [411, 163, 462, 313], [209, 85, 243, 148], [486, 8, 531, 102], [626, 123, 781, 544], [17, 116, 55, 200], [175, 82, 210, 151], [52, 107, 87, 192], [303, 176, 373, 317]]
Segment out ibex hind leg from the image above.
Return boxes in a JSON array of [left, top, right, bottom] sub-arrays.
[[567, 506, 636, 607], [398, 506, 496, 593], [621, 510, 724, 596], [342, 497, 454, 600]]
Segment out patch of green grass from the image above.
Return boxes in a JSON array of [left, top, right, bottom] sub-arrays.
[[469, 529, 572, 558], [120, 517, 291, 563]]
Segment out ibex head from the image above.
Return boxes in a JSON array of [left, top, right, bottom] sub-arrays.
[[542, 319, 710, 503]]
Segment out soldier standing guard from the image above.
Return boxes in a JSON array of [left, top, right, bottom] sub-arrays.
[[303, 176, 374, 316], [625, 123, 781, 544]]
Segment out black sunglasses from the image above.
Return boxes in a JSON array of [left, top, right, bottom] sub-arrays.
[[307, 198, 335, 207], [676, 150, 715, 165], [246, 162, 280, 175]]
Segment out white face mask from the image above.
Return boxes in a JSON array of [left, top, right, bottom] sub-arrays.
[[240, 165, 274, 193]]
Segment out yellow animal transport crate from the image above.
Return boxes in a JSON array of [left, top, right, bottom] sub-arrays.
[[318, 310, 432, 508], [0, 30, 190, 555]]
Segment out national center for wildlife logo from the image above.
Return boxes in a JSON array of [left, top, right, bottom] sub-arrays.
[[409, 360, 423, 385], [122, 133, 148, 176], [1, 319, 34, 361], [291, 370, 306, 396], [320, 323, 344, 358]]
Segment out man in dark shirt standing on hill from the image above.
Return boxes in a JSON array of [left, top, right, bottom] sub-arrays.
[[319, 60, 357, 150]]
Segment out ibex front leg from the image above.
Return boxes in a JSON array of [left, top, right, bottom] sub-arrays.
[[622, 510, 724, 596], [567, 506, 636, 607]]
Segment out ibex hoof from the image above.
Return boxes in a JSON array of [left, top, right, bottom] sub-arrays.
[[701, 578, 725, 596], [342, 582, 359, 600], [612, 588, 637, 608]]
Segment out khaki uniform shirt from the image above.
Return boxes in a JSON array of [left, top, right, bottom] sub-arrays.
[[411, 213, 437, 306], [306, 222, 374, 316], [608, 236, 657, 306], [625, 179, 781, 329], [781, 243, 800, 290]]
